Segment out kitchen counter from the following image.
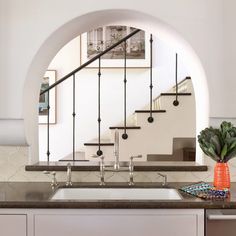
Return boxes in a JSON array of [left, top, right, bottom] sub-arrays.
[[25, 161, 208, 172], [0, 182, 236, 209]]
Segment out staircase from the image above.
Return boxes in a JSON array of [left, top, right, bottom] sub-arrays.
[[83, 77, 195, 161], [40, 28, 196, 163]]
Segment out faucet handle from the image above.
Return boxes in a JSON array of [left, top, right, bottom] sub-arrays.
[[43, 170, 50, 175], [91, 154, 104, 161], [91, 154, 98, 158], [129, 155, 142, 170], [157, 173, 167, 186], [130, 155, 142, 160], [43, 171, 58, 188], [43, 170, 55, 175]]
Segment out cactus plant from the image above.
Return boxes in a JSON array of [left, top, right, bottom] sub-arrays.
[[198, 121, 236, 163]]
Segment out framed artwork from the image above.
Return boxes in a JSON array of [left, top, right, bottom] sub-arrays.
[[80, 26, 150, 68], [38, 70, 56, 124]]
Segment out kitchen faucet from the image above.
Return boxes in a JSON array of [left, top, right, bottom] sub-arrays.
[[114, 129, 120, 171], [92, 154, 105, 185], [66, 163, 73, 186], [157, 173, 167, 186], [129, 155, 142, 185], [43, 171, 58, 188]]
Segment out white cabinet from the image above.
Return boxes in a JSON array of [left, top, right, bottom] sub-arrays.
[[34, 209, 204, 236], [0, 209, 204, 236], [0, 215, 26, 236]]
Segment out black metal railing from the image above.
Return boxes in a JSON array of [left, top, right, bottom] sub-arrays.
[[97, 57, 102, 156], [148, 34, 154, 123], [40, 27, 186, 162], [46, 90, 50, 162], [72, 74, 76, 161], [122, 40, 128, 140], [40, 28, 142, 160], [173, 53, 179, 106]]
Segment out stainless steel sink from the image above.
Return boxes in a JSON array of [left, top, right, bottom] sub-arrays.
[[51, 188, 182, 200]]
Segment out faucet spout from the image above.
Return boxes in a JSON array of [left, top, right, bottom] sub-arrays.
[[66, 163, 72, 186], [114, 129, 120, 171], [128, 155, 142, 185], [91, 154, 106, 185], [157, 173, 167, 186]]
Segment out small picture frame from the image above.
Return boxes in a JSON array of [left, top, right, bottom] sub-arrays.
[[80, 26, 150, 68], [38, 70, 56, 124]]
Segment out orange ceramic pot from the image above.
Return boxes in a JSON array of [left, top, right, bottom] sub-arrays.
[[214, 162, 230, 190]]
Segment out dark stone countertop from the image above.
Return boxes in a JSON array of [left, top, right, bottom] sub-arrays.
[[25, 161, 208, 172], [0, 182, 236, 209]]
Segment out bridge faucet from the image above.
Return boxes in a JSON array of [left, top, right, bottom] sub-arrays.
[[43, 171, 58, 188], [128, 155, 142, 185], [66, 163, 72, 186], [92, 154, 105, 185], [157, 173, 167, 186], [114, 129, 120, 171]]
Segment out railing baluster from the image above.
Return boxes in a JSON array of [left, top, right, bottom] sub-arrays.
[[122, 40, 128, 140], [46, 90, 50, 162], [173, 53, 179, 106], [72, 74, 76, 161], [97, 57, 103, 156], [148, 34, 154, 123]]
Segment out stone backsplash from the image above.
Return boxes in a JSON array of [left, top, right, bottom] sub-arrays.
[[1, 146, 236, 184]]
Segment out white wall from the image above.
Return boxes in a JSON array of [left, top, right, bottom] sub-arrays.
[[39, 34, 190, 161], [2, 0, 236, 163]]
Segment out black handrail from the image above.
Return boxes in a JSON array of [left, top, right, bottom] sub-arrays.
[[40, 28, 141, 96]]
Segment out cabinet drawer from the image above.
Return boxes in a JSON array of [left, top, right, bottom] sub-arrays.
[[0, 214, 26, 236], [35, 212, 198, 236]]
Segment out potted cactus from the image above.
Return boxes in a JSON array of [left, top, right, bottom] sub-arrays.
[[198, 121, 236, 189]]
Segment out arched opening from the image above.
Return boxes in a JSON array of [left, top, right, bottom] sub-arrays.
[[23, 9, 209, 165]]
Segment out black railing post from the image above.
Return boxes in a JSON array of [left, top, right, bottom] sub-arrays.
[[173, 53, 179, 106], [46, 90, 50, 162], [122, 40, 128, 140], [148, 34, 154, 123], [97, 57, 103, 156], [72, 73, 76, 161]]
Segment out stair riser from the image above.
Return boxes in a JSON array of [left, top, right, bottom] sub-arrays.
[[154, 80, 193, 110], [158, 95, 194, 112]]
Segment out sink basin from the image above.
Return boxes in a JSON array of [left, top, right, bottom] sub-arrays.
[[51, 188, 182, 200]]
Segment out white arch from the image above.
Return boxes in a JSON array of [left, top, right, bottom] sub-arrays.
[[23, 9, 209, 164]]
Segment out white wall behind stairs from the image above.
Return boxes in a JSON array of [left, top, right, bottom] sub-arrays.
[[39, 34, 190, 161]]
